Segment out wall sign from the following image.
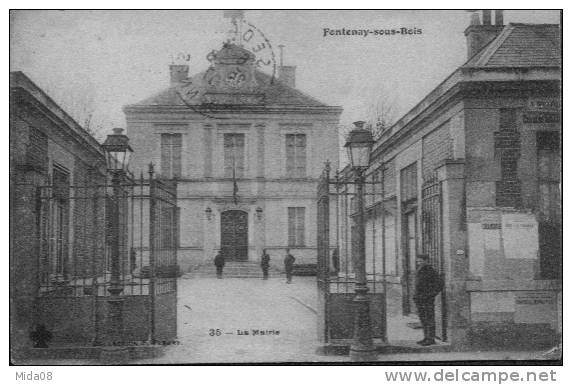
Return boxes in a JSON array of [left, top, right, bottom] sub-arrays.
[[502, 213, 539, 260]]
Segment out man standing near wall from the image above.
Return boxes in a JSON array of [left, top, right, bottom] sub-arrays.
[[260, 249, 270, 280], [414, 254, 443, 346], [284, 249, 296, 284], [214, 251, 225, 279]]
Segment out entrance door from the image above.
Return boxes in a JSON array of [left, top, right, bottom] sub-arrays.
[[221, 210, 248, 262], [402, 210, 417, 315]]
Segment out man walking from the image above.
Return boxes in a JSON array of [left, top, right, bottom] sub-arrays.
[[283, 249, 296, 284], [214, 251, 225, 279], [413, 254, 443, 346], [260, 249, 270, 280]]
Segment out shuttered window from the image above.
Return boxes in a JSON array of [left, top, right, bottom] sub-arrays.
[[499, 108, 517, 131], [537, 131, 561, 279], [52, 165, 70, 276], [26, 127, 48, 171], [160, 133, 182, 179], [286, 134, 306, 177], [288, 207, 305, 246], [537, 131, 561, 223], [224, 134, 245, 178], [400, 162, 418, 203]]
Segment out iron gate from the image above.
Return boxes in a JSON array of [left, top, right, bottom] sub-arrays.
[[35, 164, 178, 346], [316, 163, 387, 344], [421, 177, 447, 341]]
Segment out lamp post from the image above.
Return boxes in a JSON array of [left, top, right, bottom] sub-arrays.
[[102, 127, 133, 345], [344, 121, 376, 362]]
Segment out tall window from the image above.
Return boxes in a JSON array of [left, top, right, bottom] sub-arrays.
[[499, 108, 517, 130], [496, 108, 521, 207], [288, 207, 305, 246], [286, 134, 306, 177], [400, 162, 417, 203], [52, 165, 70, 277], [224, 133, 245, 178], [537, 131, 561, 222], [537, 131, 561, 279], [160, 133, 182, 179]]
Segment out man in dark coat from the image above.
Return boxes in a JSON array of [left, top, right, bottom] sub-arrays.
[[260, 249, 270, 280], [214, 251, 225, 279], [413, 254, 443, 346], [284, 249, 296, 284], [331, 247, 340, 274]]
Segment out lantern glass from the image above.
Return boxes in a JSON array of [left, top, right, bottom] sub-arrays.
[[347, 142, 371, 168], [102, 128, 133, 172], [344, 123, 374, 169]]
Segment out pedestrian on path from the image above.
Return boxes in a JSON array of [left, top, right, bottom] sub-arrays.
[[284, 249, 296, 284], [261, 249, 270, 280], [214, 251, 225, 279], [413, 253, 443, 346]]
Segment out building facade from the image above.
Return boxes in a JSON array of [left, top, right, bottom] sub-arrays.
[[124, 43, 342, 271], [11, 72, 179, 357], [10, 72, 108, 352], [342, 12, 561, 349]]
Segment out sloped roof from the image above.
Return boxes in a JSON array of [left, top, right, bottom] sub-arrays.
[[464, 23, 561, 68], [373, 22, 561, 155], [132, 69, 328, 108]]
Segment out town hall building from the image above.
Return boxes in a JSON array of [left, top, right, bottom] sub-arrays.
[[124, 42, 342, 272]]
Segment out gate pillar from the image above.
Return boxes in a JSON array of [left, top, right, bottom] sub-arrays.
[[436, 159, 469, 349]]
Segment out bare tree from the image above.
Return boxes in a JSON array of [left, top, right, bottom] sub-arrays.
[[337, 90, 398, 168], [364, 92, 397, 140], [42, 79, 105, 141], [339, 91, 397, 143]]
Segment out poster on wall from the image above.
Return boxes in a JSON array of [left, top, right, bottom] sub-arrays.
[[502, 213, 539, 259]]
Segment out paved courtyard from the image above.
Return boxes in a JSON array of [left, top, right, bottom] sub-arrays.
[[133, 276, 345, 363], [17, 275, 554, 365]]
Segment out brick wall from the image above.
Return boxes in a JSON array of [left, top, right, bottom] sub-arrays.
[[10, 91, 106, 352], [422, 120, 453, 182]]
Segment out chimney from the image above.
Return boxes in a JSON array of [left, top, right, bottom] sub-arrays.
[[277, 45, 296, 88], [495, 10, 504, 26], [169, 64, 189, 85], [482, 10, 492, 25], [464, 10, 505, 59], [278, 66, 296, 88]]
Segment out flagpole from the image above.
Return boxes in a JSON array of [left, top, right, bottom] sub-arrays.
[[232, 147, 238, 205]]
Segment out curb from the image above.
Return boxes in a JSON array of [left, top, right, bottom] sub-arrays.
[[289, 296, 318, 315]]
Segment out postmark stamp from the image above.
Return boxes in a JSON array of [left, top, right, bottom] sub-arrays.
[[175, 16, 276, 119]]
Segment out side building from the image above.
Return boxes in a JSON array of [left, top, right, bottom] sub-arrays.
[[124, 43, 342, 272], [10, 72, 108, 353], [354, 12, 561, 349]]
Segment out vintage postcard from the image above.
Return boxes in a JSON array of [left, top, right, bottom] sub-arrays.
[[9, 9, 562, 368]]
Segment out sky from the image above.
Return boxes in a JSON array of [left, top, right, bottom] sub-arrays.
[[10, 10, 561, 141]]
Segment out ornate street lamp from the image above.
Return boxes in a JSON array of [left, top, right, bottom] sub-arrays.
[[344, 121, 376, 361], [255, 207, 264, 220], [345, 121, 374, 169], [102, 127, 133, 345], [205, 207, 213, 221]]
